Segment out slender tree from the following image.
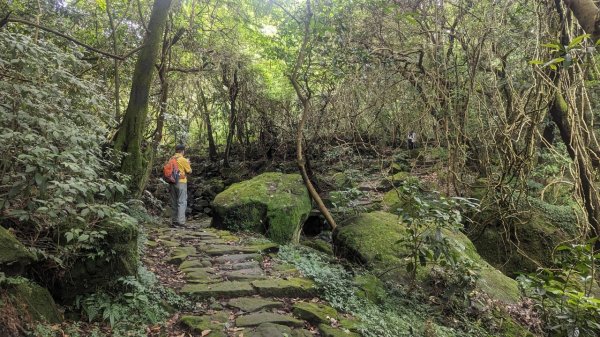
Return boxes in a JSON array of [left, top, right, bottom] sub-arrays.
[[113, 0, 173, 196]]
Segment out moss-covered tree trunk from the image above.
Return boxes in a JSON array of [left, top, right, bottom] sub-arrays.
[[113, 0, 172, 196]]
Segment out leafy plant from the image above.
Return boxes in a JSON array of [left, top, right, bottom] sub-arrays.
[[75, 266, 188, 334], [519, 240, 600, 336], [278, 245, 488, 337], [392, 180, 479, 286], [0, 30, 136, 279]]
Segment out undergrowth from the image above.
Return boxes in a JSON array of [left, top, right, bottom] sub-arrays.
[[278, 245, 489, 337], [31, 266, 189, 337]]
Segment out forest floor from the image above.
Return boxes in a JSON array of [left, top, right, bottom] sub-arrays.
[[142, 218, 356, 337]]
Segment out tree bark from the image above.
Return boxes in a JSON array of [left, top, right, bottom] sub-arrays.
[[563, 0, 600, 40], [105, 0, 121, 121], [550, 0, 600, 243], [113, 0, 172, 196], [222, 64, 239, 168], [198, 86, 218, 161]]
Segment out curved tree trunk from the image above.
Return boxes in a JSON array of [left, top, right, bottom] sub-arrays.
[[290, 0, 337, 231], [113, 0, 172, 196]]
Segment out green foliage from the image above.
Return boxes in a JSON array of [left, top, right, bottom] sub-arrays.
[[278, 245, 488, 337], [0, 31, 136, 276], [392, 180, 479, 286], [329, 187, 367, 214], [75, 266, 189, 335], [530, 34, 593, 70], [519, 240, 600, 337]]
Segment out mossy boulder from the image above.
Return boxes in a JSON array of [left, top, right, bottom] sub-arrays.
[[56, 218, 139, 301], [2, 277, 62, 323], [469, 195, 576, 276], [301, 238, 334, 255], [212, 172, 312, 243], [0, 226, 35, 274], [333, 211, 520, 303], [353, 274, 386, 304]]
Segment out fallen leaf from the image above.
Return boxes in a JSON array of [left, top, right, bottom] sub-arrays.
[[201, 330, 211, 336]]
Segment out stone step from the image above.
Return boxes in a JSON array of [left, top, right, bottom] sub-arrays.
[[181, 281, 256, 299], [251, 278, 316, 298], [213, 253, 262, 264], [222, 271, 267, 281], [245, 323, 313, 337], [236, 312, 304, 328], [167, 246, 196, 264], [219, 260, 261, 271], [227, 297, 283, 313], [179, 259, 212, 271]]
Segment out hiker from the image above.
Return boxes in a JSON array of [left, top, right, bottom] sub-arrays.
[[167, 144, 192, 227], [407, 131, 417, 149]]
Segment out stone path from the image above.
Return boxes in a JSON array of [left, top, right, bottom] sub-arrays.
[[147, 219, 360, 337]]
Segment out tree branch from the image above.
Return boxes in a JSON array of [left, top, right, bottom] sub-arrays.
[[5, 17, 143, 60]]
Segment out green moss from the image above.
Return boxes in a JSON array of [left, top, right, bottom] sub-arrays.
[[181, 281, 256, 299], [470, 196, 576, 276], [0, 226, 35, 268], [292, 302, 338, 324], [4, 278, 62, 323], [251, 278, 316, 298], [353, 274, 386, 305], [334, 211, 520, 303], [228, 297, 283, 312], [236, 312, 304, 328], [331, 172, 353, 189], [212, 173, 312, 243], [180, 315, 227, 337], [301, 238, 334, 255]]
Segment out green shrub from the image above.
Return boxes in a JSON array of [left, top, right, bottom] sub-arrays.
[[0, 31, 136, 284], [519, 240, 600, 336]]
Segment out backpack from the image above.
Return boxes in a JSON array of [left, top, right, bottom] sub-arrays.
[[163, 156, 180, 184]]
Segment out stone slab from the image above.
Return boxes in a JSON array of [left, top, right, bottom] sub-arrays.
[[181, 281, 256, 299], [227, 297, 283, 312], [213, 254, 261, 264], [251, 278, 316, 298], [236, 312, 304, 328]]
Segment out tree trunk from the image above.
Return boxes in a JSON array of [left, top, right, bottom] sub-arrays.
[[290, 0, 337, 231], [105, 0, 121, 121], [113, 0, 172, 196], [549, 92, 600, 238], [551, 0, 600, 243], [199, 86, 218, 161], [223, 65, 239, 168], [563, 0, 600, 40]]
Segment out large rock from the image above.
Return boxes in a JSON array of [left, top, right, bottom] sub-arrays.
[[333, 211, 520, 303], [469, 196, 576, 276], [212, 173, 312, 243], [2, 277, 62, 323], [0, 226, 35, 274], [55, 219, 139, 301]]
